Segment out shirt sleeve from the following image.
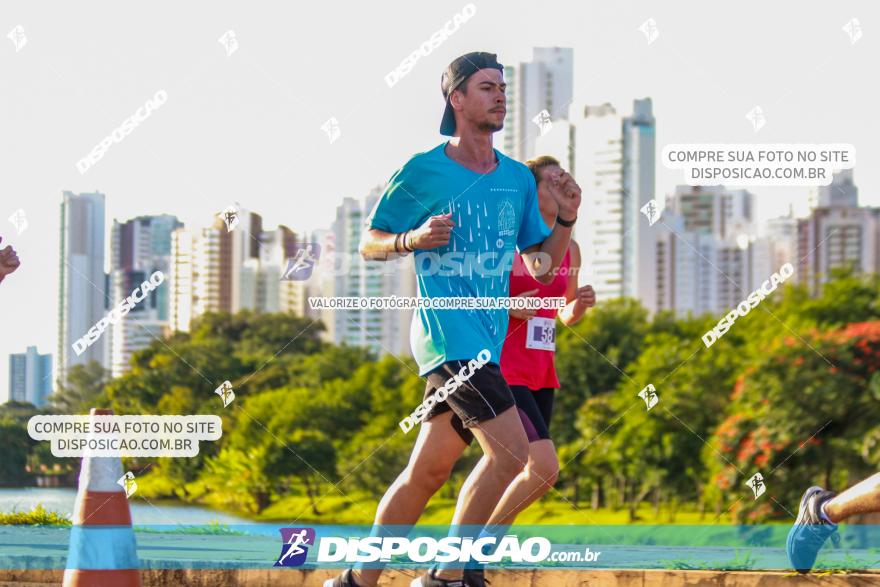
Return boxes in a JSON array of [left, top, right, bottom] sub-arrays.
[[365, 162, 429, 234], [516, 169, 552, 251]]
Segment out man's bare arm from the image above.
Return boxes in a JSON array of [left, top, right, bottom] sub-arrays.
[[359, 213, 455, 261]]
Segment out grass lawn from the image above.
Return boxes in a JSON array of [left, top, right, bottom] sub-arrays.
[[257, 494, 728, 525]]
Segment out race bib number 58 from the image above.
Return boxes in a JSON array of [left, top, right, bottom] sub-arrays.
[[526, 317, 556, 351]]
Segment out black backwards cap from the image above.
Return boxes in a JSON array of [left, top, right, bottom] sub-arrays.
[[439, 52, 504, 136]]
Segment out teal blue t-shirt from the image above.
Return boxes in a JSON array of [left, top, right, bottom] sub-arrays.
[[366, 142, 552, 376]]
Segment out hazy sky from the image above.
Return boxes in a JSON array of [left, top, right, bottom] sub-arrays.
[[1, 0, 877, 400]]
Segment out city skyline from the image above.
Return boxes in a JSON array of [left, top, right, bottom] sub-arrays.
[[2, 1, 877, 398]]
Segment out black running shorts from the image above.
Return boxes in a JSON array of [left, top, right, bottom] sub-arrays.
[[421, 360, 515, 429], [450, 385, 556, 445]]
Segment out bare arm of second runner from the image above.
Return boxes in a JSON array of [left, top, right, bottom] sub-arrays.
[[557, 241, 596, 326], [520, 172, 582, 285]]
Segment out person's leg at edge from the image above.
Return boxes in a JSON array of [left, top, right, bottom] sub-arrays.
[[486, 388, 558, 528], [486, 439, 559, 527], [433, 405, 529, 581], [351, 411, 468, 587], [824, 472, 880, 523]]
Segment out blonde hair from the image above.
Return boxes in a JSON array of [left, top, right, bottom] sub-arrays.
[[525, 155, 561, 186]]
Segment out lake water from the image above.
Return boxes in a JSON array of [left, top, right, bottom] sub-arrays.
[[0, 487, 252, 525]]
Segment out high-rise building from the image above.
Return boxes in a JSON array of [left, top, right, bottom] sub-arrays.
[[797, 170, 879, 295], [109, 215, 182, 377], [169, 209, 306, 331], [9, 347, 53, 406], [329, 189, 415, 357], [817, 168, 858, 208], [555, 99, 656, 305], [653, 210, 751, 317], [500, 47, 573, 162], [58, 191, 106, 388], [666, 185, 755, 239]]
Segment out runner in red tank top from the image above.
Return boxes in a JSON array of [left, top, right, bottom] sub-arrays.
[[491, 155, 596, 527]]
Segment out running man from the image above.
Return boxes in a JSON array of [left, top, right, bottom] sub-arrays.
[[787, 474, 880, 572], [0, 236, 21, 286], [442, 157, 594, 584], [325, 52, 580, 587]]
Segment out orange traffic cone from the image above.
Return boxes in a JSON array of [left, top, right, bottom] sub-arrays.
[[63, 408, 141, 587]]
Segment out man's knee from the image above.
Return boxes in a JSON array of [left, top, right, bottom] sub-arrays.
[[529, 457, 559, 489], [491, 444, 529, 481], [404, 461, 453, 493]]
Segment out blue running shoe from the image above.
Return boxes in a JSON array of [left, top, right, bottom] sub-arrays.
[[786, 485, 840, 573]]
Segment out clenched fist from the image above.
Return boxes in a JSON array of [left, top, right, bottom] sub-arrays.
[[0, 237, 21, 284], [573, 284, 596, 310], [410, 213, 455, 250], [546, 170, 582, 220]]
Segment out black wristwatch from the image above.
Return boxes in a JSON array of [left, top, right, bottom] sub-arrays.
[[556, 214, 577, 228]]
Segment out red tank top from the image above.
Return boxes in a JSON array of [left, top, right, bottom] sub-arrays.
[[500, 247, 571, 390]]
